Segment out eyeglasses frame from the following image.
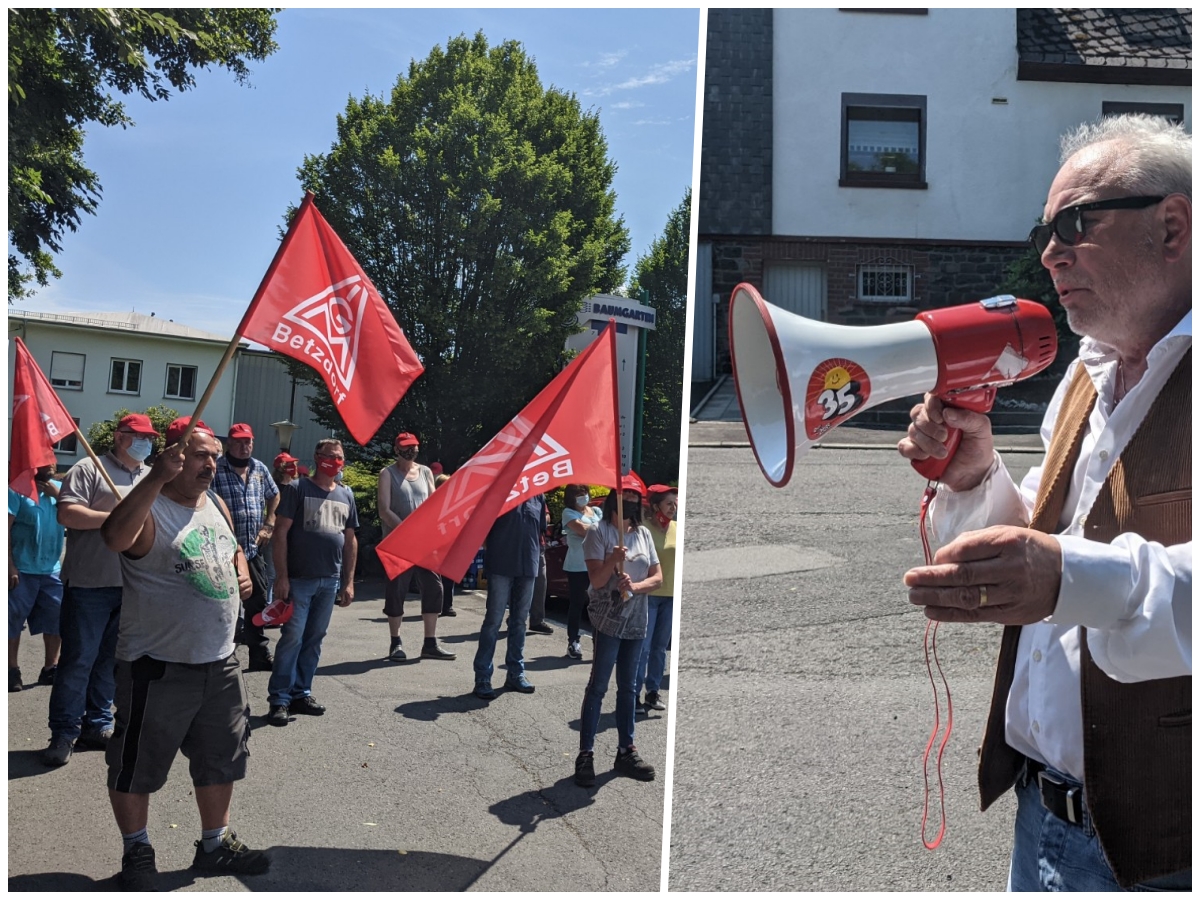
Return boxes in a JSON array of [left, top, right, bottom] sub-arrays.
[[1027, 195, 1166, 255]]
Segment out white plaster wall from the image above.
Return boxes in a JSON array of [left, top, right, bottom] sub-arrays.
[[8, 320, 236, 460], [773, 9, 1191, 242]]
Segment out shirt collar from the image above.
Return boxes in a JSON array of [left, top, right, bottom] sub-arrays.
[[1077, 309, 1191, 369]]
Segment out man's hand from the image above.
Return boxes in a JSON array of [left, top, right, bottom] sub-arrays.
[[9, 567, 19, 591], [274, 575, 290, 603], [150, 443, 187, 484], [255, 525, 273, 549], [897, 393, 995, 492], [237, 567, 253, 601], [337, 583, 355, 607], [903, 525, 1062, 625]]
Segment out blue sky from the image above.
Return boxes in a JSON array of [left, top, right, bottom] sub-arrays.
[[16, 8, 700, 339]]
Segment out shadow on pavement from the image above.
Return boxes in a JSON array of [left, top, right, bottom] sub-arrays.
[[315, 657, 402, 677], [394, 693, 492, 721], [9, 847, 491, 891], [8, 749, 51, 781]]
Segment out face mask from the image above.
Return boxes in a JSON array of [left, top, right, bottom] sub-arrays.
[[397, 447, 418, 461], [574, 495, 589, 509], [316, 457, 345, 478], [226, 453, 251, 468], [622, 500, 642, 524], [128, 438, 153, 462], [281, 466, 297, 479]]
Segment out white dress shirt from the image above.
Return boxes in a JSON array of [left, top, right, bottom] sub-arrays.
[[928, 311, 1192, 781]]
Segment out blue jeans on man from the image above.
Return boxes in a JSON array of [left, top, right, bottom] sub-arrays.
[[473, 574, 534, 687], [637, 595, 672, 697], [580, 630, 641, 753], [268, 576, 339, 707], [1009, 765, 1192, 891], [47, 585, 122, 741]]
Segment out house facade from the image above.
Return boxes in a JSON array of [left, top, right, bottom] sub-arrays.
[[695, 8, 1191, 380], [7, 309, 331, 465]]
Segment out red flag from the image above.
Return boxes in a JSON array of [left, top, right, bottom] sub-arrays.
[[376, 322, 621, 583], [10, 338, 77, 499], [238, 193, 424, 445]]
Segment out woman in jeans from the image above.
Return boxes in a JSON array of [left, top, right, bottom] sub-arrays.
[[560, 484, 601, 660], [638, 485, 676, 714], [575, 488, 661, 786]]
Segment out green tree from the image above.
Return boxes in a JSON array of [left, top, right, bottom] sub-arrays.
[[630, 187, 690, 485], [997, 240, 1079, 380], [8, 8, 279, 300], [292, 32, 629, 467], [86, 404, 179, 457]]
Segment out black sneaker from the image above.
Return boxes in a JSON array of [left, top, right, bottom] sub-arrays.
[[41, 735, 74, 766], [421, 640, 456, 660], [37, 664, 56, 685], [8, 667, 22, 693], [247, 653, 274, 673], [191, 830, 270, 875], [566, 640, 583, 660], [614, 746, 656, 781], [77, 727, 115, 750], [118, 841, 158, 890], [290, 695, 325, 716], [267, 704, 289, 726], [644, 691, 666, 711], [574, 751, 596, 787], [528, 621, 555, 635], [439, 608, 457, 617], [388, 637, 407, 661]]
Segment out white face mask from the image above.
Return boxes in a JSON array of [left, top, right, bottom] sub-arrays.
[[127, 437, 153, 462]]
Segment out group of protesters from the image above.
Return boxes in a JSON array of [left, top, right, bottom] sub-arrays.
[[8, 414, 676, 890]]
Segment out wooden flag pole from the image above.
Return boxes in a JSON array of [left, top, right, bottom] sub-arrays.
[[171, 193, 317, 451]]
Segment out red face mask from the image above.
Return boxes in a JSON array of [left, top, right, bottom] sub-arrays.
[[316, 457, 345, 478]]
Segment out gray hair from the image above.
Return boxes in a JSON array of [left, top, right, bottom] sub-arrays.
[[1060, 113, 1191, 199], [314, 438, 344, 457]]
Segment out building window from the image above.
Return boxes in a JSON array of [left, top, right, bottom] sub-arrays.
[[858, 264, 913, 303], [49, 352, 85, 391], [52, 418, 81, 456], [841, 93, 927, 189], [109, 358, 142, 395], [165, 364, 197, 401], [1101, 101, 1184, 125]]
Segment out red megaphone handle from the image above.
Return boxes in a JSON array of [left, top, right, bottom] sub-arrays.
[[910, 388, 996, 482]]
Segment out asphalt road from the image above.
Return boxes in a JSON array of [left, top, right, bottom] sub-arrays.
[[668, 440, 1047, 891], [8, 584, 667, 892]]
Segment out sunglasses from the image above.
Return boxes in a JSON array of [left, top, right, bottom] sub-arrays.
[[1027, 195, 1165, 255]]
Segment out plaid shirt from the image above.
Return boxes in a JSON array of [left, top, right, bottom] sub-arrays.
[[212, 456, 279, 560]]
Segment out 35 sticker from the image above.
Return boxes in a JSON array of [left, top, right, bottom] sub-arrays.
[[804, 358, 871, 439]]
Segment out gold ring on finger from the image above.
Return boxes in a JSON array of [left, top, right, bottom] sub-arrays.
[[979, 585, 989, 607]]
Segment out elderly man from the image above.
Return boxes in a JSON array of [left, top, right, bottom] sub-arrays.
[[899, 114, 1190, 891], [212, 423, 279, 671], [268, 439, 358, 726], [42, 413, 156, 767], [101, 417, 269, 889]]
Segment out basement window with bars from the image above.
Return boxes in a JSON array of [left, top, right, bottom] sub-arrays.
[[857, 264, 913, 303]]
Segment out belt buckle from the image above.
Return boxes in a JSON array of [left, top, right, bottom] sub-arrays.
[[1036, 770, 1081, 825]]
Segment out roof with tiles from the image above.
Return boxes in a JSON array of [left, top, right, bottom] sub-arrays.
[[1017, 9, 1191, 85]]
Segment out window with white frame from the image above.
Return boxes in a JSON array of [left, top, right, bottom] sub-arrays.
[[857, 264, 913, 302], [165, 364, 198, 401], [52, 418, 81, 456], [109, 358, 142, 394], [49, 352, 85, 390]]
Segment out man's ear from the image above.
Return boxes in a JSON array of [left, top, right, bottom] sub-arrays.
[[1159, 193, 1191, 264]]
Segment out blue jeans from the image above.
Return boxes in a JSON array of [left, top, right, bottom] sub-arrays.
[[580, 629, 641, 753], [1009, 768, 1192, 891], [473, 574, 534, 684], [637, 595, 673, 694], [47, 585, 122, 741], [267, 576, 339, 707]]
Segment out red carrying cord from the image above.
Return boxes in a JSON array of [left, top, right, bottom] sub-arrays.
[[918, 483, 953, 850]]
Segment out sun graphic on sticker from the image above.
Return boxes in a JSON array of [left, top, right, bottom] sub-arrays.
[[823, 366, 852, 392]]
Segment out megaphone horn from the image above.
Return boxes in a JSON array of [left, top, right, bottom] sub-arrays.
[[729, 283, 1057, 487]]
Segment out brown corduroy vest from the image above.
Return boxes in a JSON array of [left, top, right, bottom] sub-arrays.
[[977, 350, 1191, 888]]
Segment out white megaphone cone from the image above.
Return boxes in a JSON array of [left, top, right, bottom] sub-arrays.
[[729, 283, 1057, 487]]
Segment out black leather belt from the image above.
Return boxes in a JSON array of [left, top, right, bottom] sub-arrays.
[[1026, 760, 1085, 826]]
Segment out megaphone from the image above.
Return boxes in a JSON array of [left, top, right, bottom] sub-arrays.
[[729, 283, 1057, 487]]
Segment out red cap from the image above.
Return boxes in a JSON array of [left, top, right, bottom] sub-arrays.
[[274, 452, 299, 468], [165, 416, 215, 446], [430, 461, 443, 476], [647, 483, 676, 496], [117, 414, 160, 437], [297, 464, 311, 476], [394, 432, 419, 448], [229, 423, 254, 439], [620, 471, 647, 497]]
